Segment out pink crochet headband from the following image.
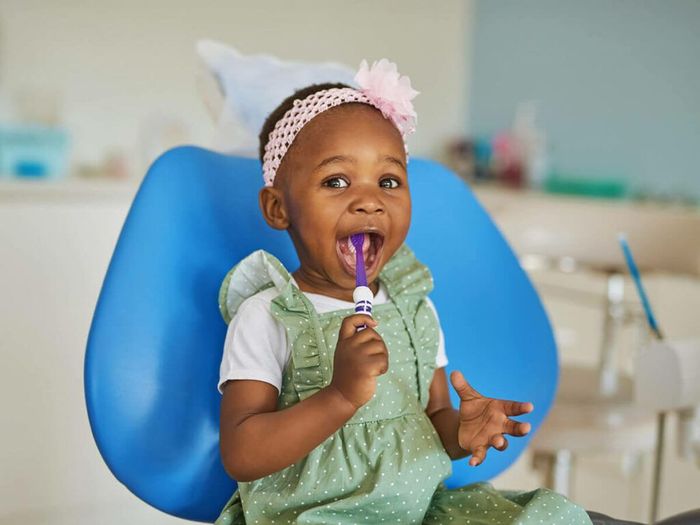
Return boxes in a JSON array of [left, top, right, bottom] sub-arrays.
[[262, 59, 419, 187]]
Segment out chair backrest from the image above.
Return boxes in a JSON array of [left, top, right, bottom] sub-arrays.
[[85, 146, 558, 522]]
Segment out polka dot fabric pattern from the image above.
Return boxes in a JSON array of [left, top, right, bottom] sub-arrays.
[[424, 482, 592, 524], [214, 244, 592, 524], [261, 87, 410, 187]]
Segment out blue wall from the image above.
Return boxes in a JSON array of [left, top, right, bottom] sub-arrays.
[[469, 0, 700, 202]]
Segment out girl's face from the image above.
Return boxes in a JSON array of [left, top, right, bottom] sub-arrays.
[[260, 103, 411, 301]]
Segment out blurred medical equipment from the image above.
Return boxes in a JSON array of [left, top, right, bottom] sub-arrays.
[[636, 346, 700, 464], [621, 233, 700, 522], [481, 188, 700, 522]]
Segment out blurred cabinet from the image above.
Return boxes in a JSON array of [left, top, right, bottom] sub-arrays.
[[0, 182, 194, 524], [474, 185, 700, 275]]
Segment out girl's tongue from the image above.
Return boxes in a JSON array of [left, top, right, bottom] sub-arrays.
[[336, 233, 379, 274]]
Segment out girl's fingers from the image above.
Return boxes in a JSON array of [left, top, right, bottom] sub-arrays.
[[339, 314, 378, 339], [469, 444, 488, 466], [504, 418, 531, 437], [503, 400, 534, 416], [351, 327, 383, 345], [368, 352, 389, 376], [490, 434, 509, 451]]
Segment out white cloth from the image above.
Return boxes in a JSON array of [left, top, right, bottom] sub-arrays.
[[218, 279, 448, 394], [196, 39, 357, 157]]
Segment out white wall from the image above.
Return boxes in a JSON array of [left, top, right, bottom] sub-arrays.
[[469, 0, 700, 202], [0, 0, 473, 176]]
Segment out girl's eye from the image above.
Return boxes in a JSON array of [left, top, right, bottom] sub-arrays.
[[380, 177, 400, 189], [323, 176, 401, 189], [323, 176, 349, 189]]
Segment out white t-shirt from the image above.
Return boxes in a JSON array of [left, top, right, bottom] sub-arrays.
[[218, 278, 448, 394]]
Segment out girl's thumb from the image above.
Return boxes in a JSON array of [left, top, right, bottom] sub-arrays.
[[450, 370, 473, 398]]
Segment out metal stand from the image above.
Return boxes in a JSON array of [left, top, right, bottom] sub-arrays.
[[532, 449, 574, 498], [599, 273, 626, 397], [650, 412, 666, 524]]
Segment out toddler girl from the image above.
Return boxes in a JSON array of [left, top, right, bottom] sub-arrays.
[[215, 59, 592, 524]]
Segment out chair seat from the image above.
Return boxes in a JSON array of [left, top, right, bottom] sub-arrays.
[[657, 509, 700, 525]]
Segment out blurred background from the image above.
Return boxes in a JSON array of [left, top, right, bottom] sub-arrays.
[[1, 0, 699, 523]]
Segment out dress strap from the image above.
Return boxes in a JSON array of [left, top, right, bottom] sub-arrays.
[[378, 243, 440, 408], [378, 243, 435, 299], [270, 284, 330, 401]]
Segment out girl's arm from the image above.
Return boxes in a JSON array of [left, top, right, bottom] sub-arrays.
[[219, 379, 357, 482], [425, 368, 470, 460]]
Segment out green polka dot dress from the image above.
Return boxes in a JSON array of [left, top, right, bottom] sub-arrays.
[[215, 244, 592, 524]]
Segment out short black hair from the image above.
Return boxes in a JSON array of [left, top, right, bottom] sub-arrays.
[[258, 82, 352, 162]]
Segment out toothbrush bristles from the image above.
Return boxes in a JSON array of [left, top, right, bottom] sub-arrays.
[[350, 233, 367, 287]]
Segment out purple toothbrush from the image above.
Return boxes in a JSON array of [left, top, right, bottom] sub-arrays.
[[350, 233, 374, 331]]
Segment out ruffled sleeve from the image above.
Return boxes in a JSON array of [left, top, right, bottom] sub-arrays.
[[218, 249, 294, 324]]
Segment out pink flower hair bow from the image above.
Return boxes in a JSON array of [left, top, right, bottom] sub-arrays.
[[354, 58, 420, 136]]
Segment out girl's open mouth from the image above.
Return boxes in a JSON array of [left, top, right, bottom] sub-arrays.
[[336, 231, 385, 278]]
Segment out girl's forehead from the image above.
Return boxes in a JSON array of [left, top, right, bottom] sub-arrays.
[[275, 104, 406, 188], [296, 105, 405, 158], [312, 103, 393, 131]]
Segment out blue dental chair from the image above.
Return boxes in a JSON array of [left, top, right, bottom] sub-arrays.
[[84, 146, 560, 522]]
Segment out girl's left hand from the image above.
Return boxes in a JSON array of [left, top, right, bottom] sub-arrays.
[[449, 370, 534, 467]]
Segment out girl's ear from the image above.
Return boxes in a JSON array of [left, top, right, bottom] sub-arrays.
[[259, 186, 290, 230]]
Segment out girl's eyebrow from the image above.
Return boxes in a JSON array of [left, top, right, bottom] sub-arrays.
[[314, 154, 406, 172], [314, 155, 354, 171], [382, 155, 406, 171]]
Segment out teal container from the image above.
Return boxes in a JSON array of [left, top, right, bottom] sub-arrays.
[[0, 124, 70, 179], [543, 173, 627, 199]]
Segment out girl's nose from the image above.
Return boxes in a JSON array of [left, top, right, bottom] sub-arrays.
[[351, 193, 384, 215]]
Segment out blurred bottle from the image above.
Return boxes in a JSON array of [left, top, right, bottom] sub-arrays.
[[444, 137, 476, 182], [492, 132, 523, 188], [512, 101, 550, 190]]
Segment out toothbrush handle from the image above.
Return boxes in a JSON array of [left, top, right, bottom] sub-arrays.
[[353, 285, 374, 331]]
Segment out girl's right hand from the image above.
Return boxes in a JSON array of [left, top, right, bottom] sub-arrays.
[[328, 314, 388, 409]]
